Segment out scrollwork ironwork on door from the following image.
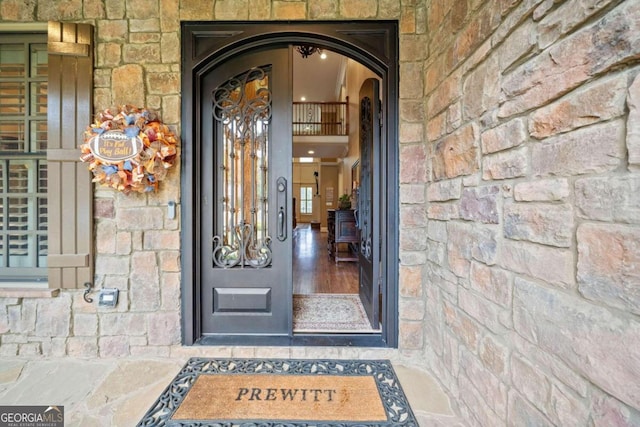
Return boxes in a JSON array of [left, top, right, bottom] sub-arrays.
[[359, 95, 373, 261], [211, 67, 273, 268]]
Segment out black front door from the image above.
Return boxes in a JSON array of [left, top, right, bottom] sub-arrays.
[[358, 78, 381, 329], [199, 48, 293, 336], [182, 21, 399, 347]]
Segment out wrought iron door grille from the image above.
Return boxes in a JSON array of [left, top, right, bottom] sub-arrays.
[[211, 67, 273, 269], [359, 96, 373, 261]]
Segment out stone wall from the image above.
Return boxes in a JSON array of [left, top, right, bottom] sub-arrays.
[[1, 0, 639, 424], [417, 0, 640, 424], [0, 1, 424, 360]]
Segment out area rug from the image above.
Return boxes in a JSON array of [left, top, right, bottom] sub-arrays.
[[293, 294, 378, 333], [137, 358, 417, 426]]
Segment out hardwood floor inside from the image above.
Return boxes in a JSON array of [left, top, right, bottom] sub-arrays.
[[293, 223, 359, 294]]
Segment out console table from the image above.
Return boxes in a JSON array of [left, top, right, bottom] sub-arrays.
[[327, 209, 359, 263]]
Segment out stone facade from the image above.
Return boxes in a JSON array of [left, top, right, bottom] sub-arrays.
[[0, 0, 639, 425], [421, 0, 640, 425]]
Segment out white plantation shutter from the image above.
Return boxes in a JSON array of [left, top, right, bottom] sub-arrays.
[[0, 33, 48, 280]]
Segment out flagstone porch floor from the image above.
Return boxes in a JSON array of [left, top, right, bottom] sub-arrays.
[[0, 349, 466, 427]]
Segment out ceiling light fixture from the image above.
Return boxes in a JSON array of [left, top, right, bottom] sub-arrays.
[[296, 45, 323, 58]]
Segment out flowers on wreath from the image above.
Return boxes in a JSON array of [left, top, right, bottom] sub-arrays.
[[80, 105, 178, 194]]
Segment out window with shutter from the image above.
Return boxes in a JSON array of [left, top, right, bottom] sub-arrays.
[[0, 34, 48, 285], [46, 22, 94, 289]]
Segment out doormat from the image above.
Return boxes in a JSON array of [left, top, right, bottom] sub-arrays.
[[137, 358, 417, 427], [293, 294, 380, 333]]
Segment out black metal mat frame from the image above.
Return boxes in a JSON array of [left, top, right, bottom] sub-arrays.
[[137, 358, 418, 427]]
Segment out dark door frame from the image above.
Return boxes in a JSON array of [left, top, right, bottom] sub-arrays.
[[180, 21, 399, 347]]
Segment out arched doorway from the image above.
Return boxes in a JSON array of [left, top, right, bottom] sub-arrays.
[[180, 21, 399, 347]]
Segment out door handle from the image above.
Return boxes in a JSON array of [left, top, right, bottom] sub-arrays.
[[278, 208, 285, 240], [276, 177, 287, 241]]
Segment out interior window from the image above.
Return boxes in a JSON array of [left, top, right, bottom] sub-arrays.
[[300, 186, 313, 214], [0, 34, 48, 283]]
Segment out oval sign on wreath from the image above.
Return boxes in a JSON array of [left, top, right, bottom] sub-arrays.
[[80, 105, 178, 194]]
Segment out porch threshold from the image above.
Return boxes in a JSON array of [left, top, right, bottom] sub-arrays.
[[195, 333, 388, 347]]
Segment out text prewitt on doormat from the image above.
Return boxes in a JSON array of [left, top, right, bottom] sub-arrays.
[[172, 374, 388, 422]]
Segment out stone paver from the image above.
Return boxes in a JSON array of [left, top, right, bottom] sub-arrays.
[[0, 358, 183, 426], [395, 365, 466, 426], [0, 357, 465, 426]]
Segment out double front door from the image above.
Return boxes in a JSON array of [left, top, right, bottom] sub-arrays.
[[198, 46, 381, 338], [181, 19, 401, 344]]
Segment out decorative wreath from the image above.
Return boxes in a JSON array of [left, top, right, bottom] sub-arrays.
[[80, 105, 178, 194]]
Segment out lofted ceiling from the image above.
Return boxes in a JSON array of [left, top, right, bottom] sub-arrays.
[[292, 47, 349, 159], [292, 46, 345, 102]]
